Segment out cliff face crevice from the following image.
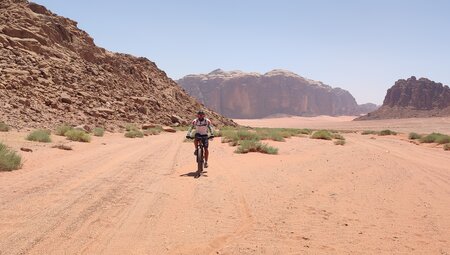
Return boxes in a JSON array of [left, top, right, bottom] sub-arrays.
[[356, 76, 450, 120], [178, 69, 377, 119], [0, 0, 235, 129]]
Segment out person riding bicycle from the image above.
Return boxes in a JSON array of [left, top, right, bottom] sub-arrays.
[[186, 110, 215, 168]]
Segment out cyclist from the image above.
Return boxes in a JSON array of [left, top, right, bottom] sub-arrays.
[[186, 110, 215, 168]]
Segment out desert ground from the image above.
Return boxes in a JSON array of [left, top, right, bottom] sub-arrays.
[[1, 117, 450, 255]]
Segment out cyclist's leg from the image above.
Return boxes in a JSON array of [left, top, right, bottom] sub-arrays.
[[194, 134, 200, 155], [203, 137, 209, 162]]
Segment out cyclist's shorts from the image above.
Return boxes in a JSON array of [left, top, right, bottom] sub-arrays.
[[195, 133, 209, 148]]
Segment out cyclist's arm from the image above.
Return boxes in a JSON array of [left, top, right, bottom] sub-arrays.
[[186, 122, 195, 137], [208, 121, 215, 136]]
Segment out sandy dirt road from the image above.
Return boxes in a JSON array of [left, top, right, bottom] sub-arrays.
[[1, 125, 450, 254]]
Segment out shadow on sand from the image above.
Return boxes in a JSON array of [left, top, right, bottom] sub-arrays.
[[180, 171, 208, 178]]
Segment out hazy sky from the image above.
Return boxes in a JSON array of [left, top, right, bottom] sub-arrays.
[[32, 0, 450, 104]]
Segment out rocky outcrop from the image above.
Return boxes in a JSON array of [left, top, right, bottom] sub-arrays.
[[177, 69, 377, 118], [0, 0, 235, 130], [356, 76, 450, 120]]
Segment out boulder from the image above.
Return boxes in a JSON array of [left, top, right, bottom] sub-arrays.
[[162, 126, 176, 133]]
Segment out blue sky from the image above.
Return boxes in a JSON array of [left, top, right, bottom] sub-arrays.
[[32, 0, 450, 104]]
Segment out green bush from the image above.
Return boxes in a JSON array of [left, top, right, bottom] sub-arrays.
[[334, 140, 346, 146], [333, 133, 345, 140], [125, 123, 139, 131], [174, 126, 190, 131], [0, 142, 22, 171], [221, 129, 260, 146], [93, 127, 105, 137], [361, 130, 378, 135], [55, 124, 73, 136], [143, 128, 162, 136], [26, 129, 51, 143], [311, 130, 333, 140], [444, 143, 450, 151], [379, 130, 397, 136], [420, 133, 450, 144], [235, 140, 278, 154], [65, 129, 91, 142], [408, 132, 422, 140], [125, 130, 144, 138], [0, 122, 10, 132]]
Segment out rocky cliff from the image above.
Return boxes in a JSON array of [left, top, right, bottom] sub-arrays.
[[177, 69, 377, 119], [356, 76, 450, 120], [0, 0, 235, 130]]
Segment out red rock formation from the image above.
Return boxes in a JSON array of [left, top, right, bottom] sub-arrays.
[[0, 0, 235, 129], [356, 76, 450, 120], [178, 69, 377, 118]]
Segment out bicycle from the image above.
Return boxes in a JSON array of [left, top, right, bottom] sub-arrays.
[[186, 135, 214, 178]]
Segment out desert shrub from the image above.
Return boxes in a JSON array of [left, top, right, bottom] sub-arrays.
[[444, 143, 450, 151], [221, 129, 260, 146], [55, 124, 73, 136], [235, 140, 278, 155], [361, 130, 378, 135], [408, 132, 422, 140], [52, 144, 73, 150], [420, 133, 450, 144], [379, 130, 397, 136], [143, 128, 162, 136], [0, 122, 10, 132], [93, 127, 105, 137], [255, 128, 285, 142], [332, 133, 345, 140], [297, 129, 313, 135], [65, 129, 91, 142], [174, 126, 190, 131], [26, 129, 51, 143], [311, 130, 333, 140], [125, 130, 144, 138], [0, 142, 22, 171], [436, 135, 450, 144], [125, 123, 139, 131], [334, 140, 346, 146]]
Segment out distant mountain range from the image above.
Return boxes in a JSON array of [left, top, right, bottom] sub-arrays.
[[177, 69, 378, 119], [356, 76, 450, 120]]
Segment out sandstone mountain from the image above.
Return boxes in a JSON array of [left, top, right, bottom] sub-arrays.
[[177, 69, 377, 119], [356, 76, 450, 120], [0, 0, 235, 130]]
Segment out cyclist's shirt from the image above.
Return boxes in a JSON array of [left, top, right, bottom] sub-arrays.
[[191, 118, 212, 135]]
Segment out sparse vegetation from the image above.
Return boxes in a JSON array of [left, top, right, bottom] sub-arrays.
[[125, 129, 144, 138], [444, 143, 450, 151], [52, 144, 73, 150], [311, 130, 333, 140], [361, 130, 378, 135], [0, 142, 22, 171], [408, 132, 422, 140], [420, 133, 450, 144], [143, 127, 162, 136], [55, 124, 73, 136], [125, 123, 139, 132], [332, 133, 345, 140], [378, 129, 397, 136], [65, 129, 91, 142], [93, 127, 105, 137], [0, 122, 10, 132], [334, 140, 346, 146], [26, 129, 51, 143], [174, 126, 190, 132], [235, 140, 278, 154]]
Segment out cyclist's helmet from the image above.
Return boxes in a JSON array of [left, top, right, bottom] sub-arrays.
[[197, 110, 205, 115]]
